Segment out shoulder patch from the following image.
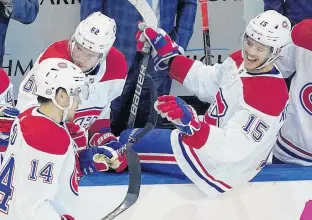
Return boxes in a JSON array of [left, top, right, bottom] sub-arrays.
[[242, 76, 289, 116], [39, 40, 72, 63], [20, 112, 70, 155], [0, 68, 10, 95], [100, 47, 127, 82], [229, 50, 243, 68]]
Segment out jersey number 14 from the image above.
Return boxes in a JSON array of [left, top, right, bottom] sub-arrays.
[[0, 155, 54, 214]]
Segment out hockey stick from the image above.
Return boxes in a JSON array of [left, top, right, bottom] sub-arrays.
[[199, 0, 212, 65], [101, 75, 158, 220], [127, 0, 158, 128]]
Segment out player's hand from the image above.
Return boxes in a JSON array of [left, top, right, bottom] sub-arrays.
[[154, 95, 201, 136], [77, 146, 111, 175], [136, 22, 151, 54], [0, 106, 19, 118], [137, 22, 180, 71], [61, 214, 75, 220], [89, 132, 128, 172], [0, 107, 19, 152], [66, 122, 87, 152]]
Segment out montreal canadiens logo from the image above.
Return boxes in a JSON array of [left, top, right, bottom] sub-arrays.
[[58, 62, 68, 68], [282, 20, 289, 28], [300, 83, 312, 115]]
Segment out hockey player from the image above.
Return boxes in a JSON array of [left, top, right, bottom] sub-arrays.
[[16, 12, 128, 174], [0, 58, 88, 219], [0, 68, 18, 163], [271, 19, 312, 166], [120, 10, 291, 197]]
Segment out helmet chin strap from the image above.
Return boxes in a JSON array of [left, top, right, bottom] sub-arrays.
[[241, 33, 282, 71], [52, 97, 74, 123]]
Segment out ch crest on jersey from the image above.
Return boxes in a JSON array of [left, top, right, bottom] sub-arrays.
[[300, 83, 312, 116], [205, 89, 228, 126], [74, 107, 102, 129]]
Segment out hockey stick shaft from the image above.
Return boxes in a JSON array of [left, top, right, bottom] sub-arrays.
[[101, 75, 157, 220], [127, 53, 150, 128], [199, 0, 212, 65], [127, 0, 158, 128]]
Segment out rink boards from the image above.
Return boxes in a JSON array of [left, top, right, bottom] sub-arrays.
[[75, 165, 312, 220]]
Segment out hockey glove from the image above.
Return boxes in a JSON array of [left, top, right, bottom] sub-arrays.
[[77, 146, 112, 175], [89, 132, 128, 172], [154, 95, 201, 136], [137, 22, 180, 71], [0, 106, 19, 153], [61, 214, 75, 220], [66, 122, 87, 153], [301, 200, 312, 220]]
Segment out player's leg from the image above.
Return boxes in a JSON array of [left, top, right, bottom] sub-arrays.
[[120, 128, 186, 178], [271, 155, 286, 164]]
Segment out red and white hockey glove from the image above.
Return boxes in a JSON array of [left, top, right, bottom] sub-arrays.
[[89, 132, 128, 172], [66, 122, 87, 153], [61, 214, 75, 220], [154, 95, 201, 136], [136, 22, 180, 71]]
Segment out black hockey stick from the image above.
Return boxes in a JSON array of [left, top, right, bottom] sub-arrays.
[[127, 53, 150, 128], [199, 0, 212, 65], [101, 75, 157, 220], [126, 0, 158, 128]]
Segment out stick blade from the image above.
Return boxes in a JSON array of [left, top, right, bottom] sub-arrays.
[[101, 150, 141, 220]]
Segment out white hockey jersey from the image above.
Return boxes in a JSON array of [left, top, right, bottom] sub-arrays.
[[273, 43, 312, 165], [16, 40, 127, 133], [168, 51, 289, 196], [0, 107, 79, 219]]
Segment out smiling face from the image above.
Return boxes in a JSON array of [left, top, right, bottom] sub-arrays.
[[242, 35, 273, 71]]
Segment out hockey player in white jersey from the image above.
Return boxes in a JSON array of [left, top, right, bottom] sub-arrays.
[[272, 19, 312, 165], [15, 12, 129, 175], [119, 10, 291, 197], [0, 58, 93, 219], [0, 68, 19, 163]]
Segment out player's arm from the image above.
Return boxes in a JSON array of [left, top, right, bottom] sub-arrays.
[[274, 43, 297, 78], [273, 19, 312, 78], [0, 69, 19, 159], [263, 0, 284, 15], [80, 0, 103, 20], [136, 25, 223, 103], [170, 0, 197, 53], [10, 0, 39, 23], [155, 89, 288, 161]]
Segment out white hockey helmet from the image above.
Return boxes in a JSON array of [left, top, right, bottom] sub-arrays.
[[72, 12, 116, 55], [34, 58, 88, 120], [244, 10, 291, 69]]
